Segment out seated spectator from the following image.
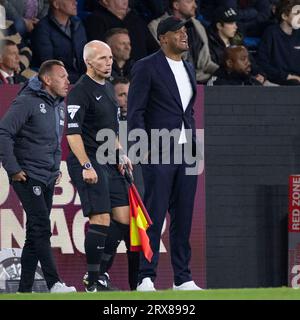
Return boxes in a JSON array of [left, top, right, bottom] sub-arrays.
[[0, 19, 35, 79], [208, 45, 263, 85], [257, 0, 300, 85], [207, 6, 242, 65], [113, 76, 130, 120], [31, 0, 87, 84], [0, 39, 27, 84], [105, 28, 134, 81], [84, 0, 159, 61], [2, 0, 49, 37], [148, 0, 218, 83]]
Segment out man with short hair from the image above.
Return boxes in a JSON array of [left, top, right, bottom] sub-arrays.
[[31, 0, 87, 83], [66, 40, 133, 292], [0, 59, 76, 293], [148, 0, 218, 83], [128, 16, 201, 291], [0, 39, 27, 84], [209, 45, 263, 85], [105, 28, 134, 80]]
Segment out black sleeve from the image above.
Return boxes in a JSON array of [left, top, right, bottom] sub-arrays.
[[257, 29, 288, 83], [65, 86, 89, 135], [0, 96, 33, 176]]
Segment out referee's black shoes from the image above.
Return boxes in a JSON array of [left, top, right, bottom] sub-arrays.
[[83, 272, 119, 292]]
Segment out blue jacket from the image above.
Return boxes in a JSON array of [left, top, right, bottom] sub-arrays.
[[127, 50, 197, 149], [0, 76, 65, 185], [31, 13, 87, 84]]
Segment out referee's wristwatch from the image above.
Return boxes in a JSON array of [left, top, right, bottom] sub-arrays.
[[82, 162, 93, 170]]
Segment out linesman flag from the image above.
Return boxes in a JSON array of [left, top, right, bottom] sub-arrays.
[[124, 167, 153, 262]]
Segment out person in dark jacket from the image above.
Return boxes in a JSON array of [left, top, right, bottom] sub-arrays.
[[84, 0, 159, 61], [209, 45, 263, 85], [257, 0, 300, 85], [31, 0, 87, 83], [105, 28, 135, 81], [0, 60, 76, 293], [0, 18, 35, 79], [207, 6, 240, 65]]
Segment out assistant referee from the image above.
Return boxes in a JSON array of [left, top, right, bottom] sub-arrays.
[[66, 40, 132, 292]]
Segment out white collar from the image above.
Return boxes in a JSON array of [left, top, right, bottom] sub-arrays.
[[0, 69, 14, 79]]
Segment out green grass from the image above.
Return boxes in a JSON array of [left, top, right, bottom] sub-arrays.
[[0, 287, 300, 300]]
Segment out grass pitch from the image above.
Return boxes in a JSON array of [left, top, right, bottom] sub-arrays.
[[0, 287, 299, 300]]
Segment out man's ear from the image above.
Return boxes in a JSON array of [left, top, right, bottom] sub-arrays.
[[51, 0, 59, 10], [41, 74, 51, 86], [102, 0, 109, 7], [281, 12, 288, 22], [159, 34, 167, 45], [173, 1, 180, 11], [226, 59, 233, 69]]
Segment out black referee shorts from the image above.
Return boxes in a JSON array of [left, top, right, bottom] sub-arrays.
[[67, 153, 129, 217]]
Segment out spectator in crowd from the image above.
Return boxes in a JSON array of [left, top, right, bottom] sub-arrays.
[[208, 45, 263, 85], [0, 39, 27, 84], [257, 0, 300, 85], [84, 0, 159, 61], [105, 28, 134, 81], [149, 0, 218, 83], [0, 19, 35, 79], [113, 76, 130, 120], [2, 0, 49, 37], [207, 6, 241, 65], [31, 0, 87, 84]]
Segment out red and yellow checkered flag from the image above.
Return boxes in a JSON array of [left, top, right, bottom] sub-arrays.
[[126, 169, 153, 262]]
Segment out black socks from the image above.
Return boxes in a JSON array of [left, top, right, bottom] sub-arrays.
[[85, 224, 108, 285], [99, 220, 128, 275]]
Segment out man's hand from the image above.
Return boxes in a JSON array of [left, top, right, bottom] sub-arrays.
[[255, 74, 265, 84], [12, 170, 27, 182], [23, 18, 35, 33], [82, 168, 98, 184], [118, 155, 133, 176]]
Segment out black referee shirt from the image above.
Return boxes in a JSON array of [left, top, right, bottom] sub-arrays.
[[66, 74, 119, 154]]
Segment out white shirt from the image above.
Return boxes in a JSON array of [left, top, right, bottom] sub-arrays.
[[166, 57, 193, 144], [0, 69, 14, 82]]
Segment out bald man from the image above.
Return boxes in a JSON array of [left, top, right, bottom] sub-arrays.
[[211, 45, 263, 85], [65, 40, 132, 292]]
